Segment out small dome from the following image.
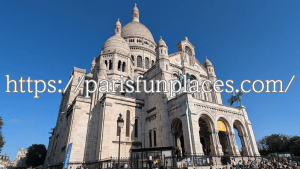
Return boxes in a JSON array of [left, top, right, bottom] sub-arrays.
[[133, 5, 139, 12], [115, 18, 121, 27], [101, 35, 130, 55], [121, 22, 155, 42], [204, 57, 213, 67], [157, 36, 167, 47]]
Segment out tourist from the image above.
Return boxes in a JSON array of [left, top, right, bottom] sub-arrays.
[[231, 158, 236, 169]]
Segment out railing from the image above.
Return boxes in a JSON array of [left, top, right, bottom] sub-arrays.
[[47, 155, 300, 169]]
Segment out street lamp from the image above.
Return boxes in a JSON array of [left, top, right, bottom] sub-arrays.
[[117, 113, 124, 169]]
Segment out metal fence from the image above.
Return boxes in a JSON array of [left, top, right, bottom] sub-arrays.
[[100, 154, 213, 169], [47, 155, 300, 169], [98, 155, 300, 169]]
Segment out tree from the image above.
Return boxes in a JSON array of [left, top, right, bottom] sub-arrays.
[[0, 117, 5, 153], [25, 144, 47, 167], [289, 136, 300, 156], [257, 134, 300, 156]]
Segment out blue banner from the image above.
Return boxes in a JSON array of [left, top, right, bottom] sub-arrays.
[[63, 143, 73, 169]]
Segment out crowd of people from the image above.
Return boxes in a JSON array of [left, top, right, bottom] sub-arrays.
[[229, 157, 300, 169]]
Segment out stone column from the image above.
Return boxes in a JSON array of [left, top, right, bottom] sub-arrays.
[[209, 130, 223, 156], [192, 117, 204, 155], [242, 133, 254, 156], [239, 134, 251, 156], [239, 106, 260, 156], [181, 116, 193, 155], [229, 132, 241, 156], [113, 53, 117, 71], [225, 132, 238, 156]]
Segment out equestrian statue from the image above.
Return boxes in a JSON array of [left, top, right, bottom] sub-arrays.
[[227, 90, 243, 107]]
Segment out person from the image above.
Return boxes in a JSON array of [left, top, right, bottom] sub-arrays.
[[231, 158, 236, 169], [294, 163, 299, 169], [237, 160, 242, 169]]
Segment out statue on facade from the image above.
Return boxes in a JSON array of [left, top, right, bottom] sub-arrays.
[[175, 70, 191, 94], [227, 89, 243, 107]]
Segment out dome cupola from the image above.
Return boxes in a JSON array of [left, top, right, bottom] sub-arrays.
[[101, 18, 130, 55], [132, 3, 139, 22], [204, 57, 213, 67], [121, 4, 156, 54]]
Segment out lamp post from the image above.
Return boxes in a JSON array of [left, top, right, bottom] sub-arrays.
[[117, 113, 124, 169]]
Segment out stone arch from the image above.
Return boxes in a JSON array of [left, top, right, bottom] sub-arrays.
[[122, 62, 126, 72], [105, 60, 108, 69], [145, 57, 149, 69], [153, 129, 157, 147], [216, 115, 232, 132], [171, 118, 185, 156], [117, 60, 122, 71], [198, 113, 215, 155], [148, 130, 153, 147], [137, 56, 142, 68], [184, 46, 194, 65], [216, 116, 233, 155], [233, 119, 249, 156], [109, 60, 113, 70]]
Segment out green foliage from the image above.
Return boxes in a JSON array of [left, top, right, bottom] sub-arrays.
[[25, 144, 47, 167], [0, 117, 5, 153], [257, 134, 300, 156]]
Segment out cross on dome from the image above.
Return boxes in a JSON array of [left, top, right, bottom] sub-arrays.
[[132, 3, 139, 22]]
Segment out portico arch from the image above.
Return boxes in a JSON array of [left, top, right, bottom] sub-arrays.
[[198, 114, 217, 155], [233, 120, 250, 156], [216, 117, 233, 155], [171, 118, 185, 156]]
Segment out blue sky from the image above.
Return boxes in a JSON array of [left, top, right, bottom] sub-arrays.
[[0, 0, 299, 159]]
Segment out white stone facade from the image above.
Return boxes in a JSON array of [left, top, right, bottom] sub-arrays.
[[44, 4, 260, 169]]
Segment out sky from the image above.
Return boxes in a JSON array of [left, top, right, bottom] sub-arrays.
[[0, 0, 299, 160]]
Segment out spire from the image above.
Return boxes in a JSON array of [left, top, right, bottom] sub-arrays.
[[132, 3, 139, 22], [157, 36, 167, 47], [114, 18, 122, 36], [204, 56, 213, 67]]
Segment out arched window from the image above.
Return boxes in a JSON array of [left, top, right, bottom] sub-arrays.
[[118, 60, 122, 71], [190, 75, 197, 86], [185, 46, 193, 65], [126, 110, 130, 137], [105, 60, 108, 69], [131, 55, 134, 61], [149, 131, 152, 147], [109, 60, 112, 70], [135, 119, 138, 137], [151, 60, 154, 67], [166, 65, 168, 70], [154, 130, 157, 147], [173, 73, 178, 79], [122, 62, 126, 72], [137, 56, 142, 68], [145, 57, 149, 69]]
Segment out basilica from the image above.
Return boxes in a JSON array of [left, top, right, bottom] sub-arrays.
[[44, 4, 260, 169]]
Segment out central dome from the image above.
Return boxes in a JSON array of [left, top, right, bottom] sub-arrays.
[[121, 22, 155, 43]]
